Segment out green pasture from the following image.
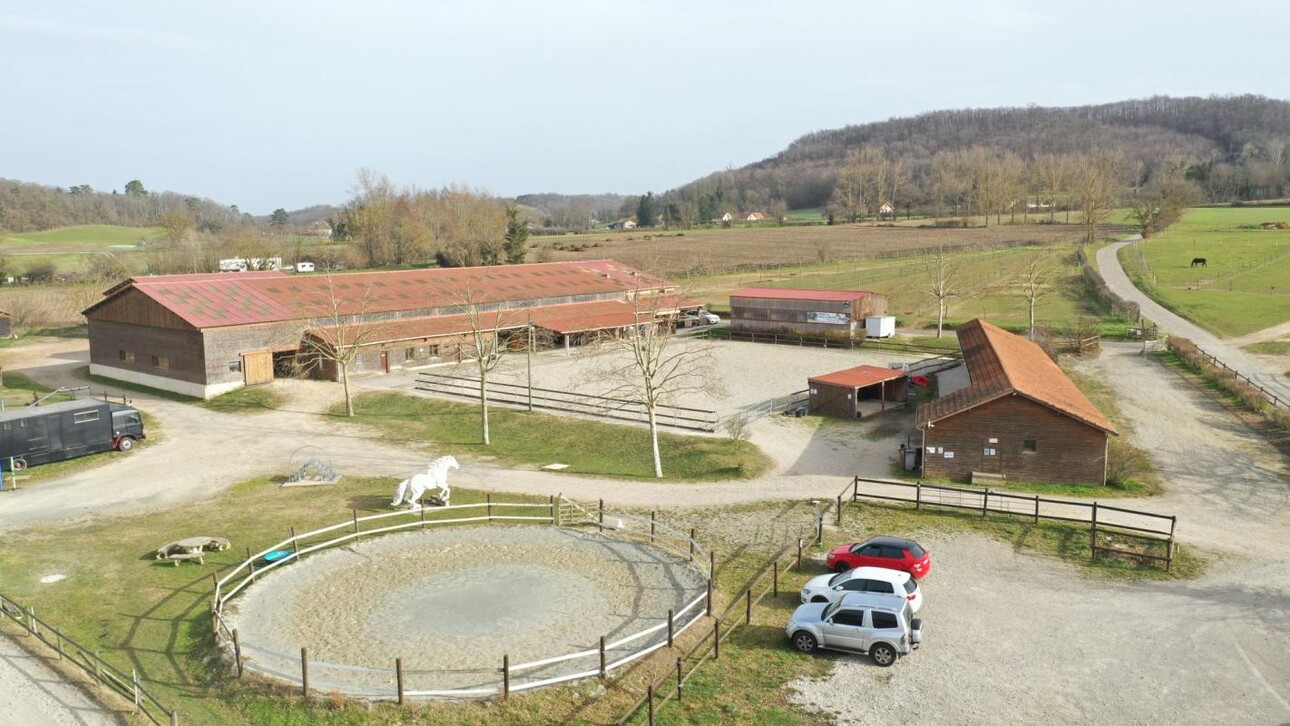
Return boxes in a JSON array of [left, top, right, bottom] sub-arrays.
[[1118, 207, 1290, 337], [2, 224, 160, 250], [331, 392, 771, 481], [728, 244, 1092, 331]]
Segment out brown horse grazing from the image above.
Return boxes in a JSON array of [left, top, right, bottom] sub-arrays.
[[1190, 257, 1207, 268]]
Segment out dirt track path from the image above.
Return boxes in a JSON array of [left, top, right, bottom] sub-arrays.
[[1227, 319, 1290, 348]]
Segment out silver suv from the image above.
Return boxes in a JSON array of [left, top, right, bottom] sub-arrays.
[[785, 591, 923, 666]]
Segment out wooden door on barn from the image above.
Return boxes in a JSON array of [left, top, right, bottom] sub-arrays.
[[380, 350, 390, 374], [242, 351, 274, 386], [980, 437, 1002, 474]]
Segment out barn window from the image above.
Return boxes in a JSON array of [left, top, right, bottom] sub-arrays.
[[73, 410, 100, 424], [151, 356, 169, 370], [229, 360, 242, 373], [119, 350, 135, 363], [1023, 439, 1037, 453], [405, 347, 415, 360]]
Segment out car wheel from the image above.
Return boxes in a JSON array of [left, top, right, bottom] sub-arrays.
[[117, 437, 135, 452], [832, 562, 850, 573], [791, 631, 818, 654], [870, 643, 898, 667], [810, 596, 828, 603]]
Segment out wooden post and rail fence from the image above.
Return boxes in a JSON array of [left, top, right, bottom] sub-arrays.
[[0, 592, 179, 725]]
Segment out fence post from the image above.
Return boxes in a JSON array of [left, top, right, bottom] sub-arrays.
[[420, 505, 426, 528], [745, 589, 752, 624], [667, 609, 674, 648], [647, 683, 655, 726], [300, 647, 309, 698], [132, 668, 140, 713], [170, 711, 178, 726], [599, 636, 607, 680], [1090, 502, 1099, 559], [352, 509, 359, 538], [982, 488, 989, 516], [487, 493, 493, 522], [291, 527, 300, 556], [1033, 494, 1040, 524], [56, 631, 62, 659], [548, 495, 554, 525], [1167, 516, 1177, 572], [598, 499, 604, 532], [689, 528, 696, 561], [396, 657, 405, 705], [772, 560, 779, 597], [796, 537, 804, 570], [676, 657, 684, 700], [706, 577, 713, 617], [853, 476, 859, 502], [233, 628, 244, 677], [836, 494, 843, 526], [501, 655, 509, 702], [713, 621, 720, 659], [650, 511, 656, 544], [916, 481, 922, 510], [28, 606, 37, 638]]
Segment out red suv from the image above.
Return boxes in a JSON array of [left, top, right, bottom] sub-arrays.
[[827, 536, 931, 579]]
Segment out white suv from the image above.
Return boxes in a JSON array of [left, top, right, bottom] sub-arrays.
[[800, 566, 923, 612], [785, 592, 923, 666]]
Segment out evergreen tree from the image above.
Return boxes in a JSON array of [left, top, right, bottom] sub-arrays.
[[635, 192, 656, 228], [124, 179, 147, 197], [269, 208, 291, 229], [503, 204, 529, 264]]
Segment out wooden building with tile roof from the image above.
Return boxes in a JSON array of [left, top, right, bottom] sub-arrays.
[[916, 319, 1116, 486], [83, 260, 695, 399]]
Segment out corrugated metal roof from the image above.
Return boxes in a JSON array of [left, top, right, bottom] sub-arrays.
[[731, 287, 874, 303], [917, 319, 1116, 434], [86, 260, 676, 330], [810, 365, 907, 389]]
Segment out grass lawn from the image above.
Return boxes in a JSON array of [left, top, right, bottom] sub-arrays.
[[332, 392, 772, 481], [1118, 207, 1290, 336], [1245, 340, 1290, 355], [2, 225, 162, 273], [200, 386, 287, 413]]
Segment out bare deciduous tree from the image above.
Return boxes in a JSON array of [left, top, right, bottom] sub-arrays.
[[596, 293, 722, 478], [924, 244, 960, 338], [1018, 253, 1051, 339], [1072, 151, 1126, 243], [440, 272, 521, 445], [300, 274, 387, 417]]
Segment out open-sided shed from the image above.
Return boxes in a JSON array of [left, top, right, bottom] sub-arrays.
[[808, 365, 908, 419]]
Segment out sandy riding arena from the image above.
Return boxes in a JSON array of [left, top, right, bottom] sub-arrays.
[[224, 526, 707, 697]]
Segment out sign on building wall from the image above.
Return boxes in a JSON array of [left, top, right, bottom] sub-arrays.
[[806, 311, 849, 325]]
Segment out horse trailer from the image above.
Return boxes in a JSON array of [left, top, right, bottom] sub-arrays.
[[0, 399, 145, 471]]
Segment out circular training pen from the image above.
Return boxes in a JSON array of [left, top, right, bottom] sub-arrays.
[[214, 499, 709, 699]]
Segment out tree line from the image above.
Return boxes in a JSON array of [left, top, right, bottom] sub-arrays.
[[0, 178, 247, 235], [650, 95, 1290, 221]]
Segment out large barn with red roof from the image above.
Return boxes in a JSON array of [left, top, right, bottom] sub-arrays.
[[82, 260, 695, 398], [917, 319, 1117, 486]]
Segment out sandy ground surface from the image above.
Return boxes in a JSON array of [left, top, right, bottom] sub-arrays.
[[223, 526, 706, 695], [0, 633, 120, 725], [789, 342, 1290, 726]]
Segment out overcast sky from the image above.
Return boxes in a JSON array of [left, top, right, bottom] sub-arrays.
[[4, 1, 1289, 214]]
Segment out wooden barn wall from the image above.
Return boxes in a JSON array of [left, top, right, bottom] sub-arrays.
[[202, 322, 308, 386], [922, 395, 1108, 485], [809, 381, 858, 418], [729, 293, 888, 338], [88, 320, 207, 384], [85, 289, 192, 331]]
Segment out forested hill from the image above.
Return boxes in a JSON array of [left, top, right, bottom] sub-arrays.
[[664, 95, 1290, 215], [0, 178, 245, 234]]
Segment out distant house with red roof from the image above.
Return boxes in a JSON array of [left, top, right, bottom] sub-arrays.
[[728, 287, 888, 339], [83, 260, 696, 399], [916, 319, 1116, 486]]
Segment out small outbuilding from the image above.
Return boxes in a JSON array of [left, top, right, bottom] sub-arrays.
[[729, 287, 889, 339], [808, 365, 908, 419], [917, 319, 1117, 485]]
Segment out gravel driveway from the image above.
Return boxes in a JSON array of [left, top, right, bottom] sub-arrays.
[[789, 343, 1290, 726]]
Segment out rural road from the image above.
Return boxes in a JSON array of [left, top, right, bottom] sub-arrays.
[[0, 634, 120, 725], [1098, 236, 1290, 403]]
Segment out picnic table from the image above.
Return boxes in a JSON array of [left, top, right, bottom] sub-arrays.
[[155, 536, 231, 566]]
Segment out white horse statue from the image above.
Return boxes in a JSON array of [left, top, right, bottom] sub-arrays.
[[391, 455, 459, 508]]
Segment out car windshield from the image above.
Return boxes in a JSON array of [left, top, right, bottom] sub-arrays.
[[828, 572, 849, 587], [821, 599, 843, 620], [903, 579, 917, 594], [907, 542, 926, 557]]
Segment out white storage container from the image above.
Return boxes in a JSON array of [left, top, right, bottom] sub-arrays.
[[865, 316, 896, 338]]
